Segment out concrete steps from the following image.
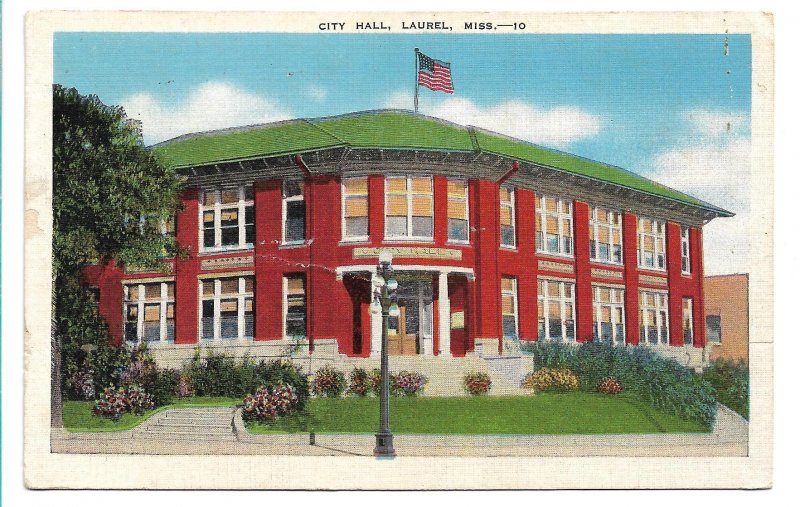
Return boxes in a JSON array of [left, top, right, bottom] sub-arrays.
[[136, 407, 237, 442]]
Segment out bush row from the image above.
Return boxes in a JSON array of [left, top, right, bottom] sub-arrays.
[[312, 366, 428, 397], [520, 341, 718, 428], [699, 359, 749, 420]]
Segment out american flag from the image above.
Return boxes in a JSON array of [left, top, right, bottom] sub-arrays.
[[417, 52, 454, 94]]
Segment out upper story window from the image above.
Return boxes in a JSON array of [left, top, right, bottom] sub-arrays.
[[536, 195, 573, 256], [200, 185, 254, 252], [201, 276, 254, 341], [592, 286, 625, 345], [501, 276, 518, 339], [538, 279, 576, 342], [637, 217, 665, 271], [124, 282, 174, 343], [639, 290, 669, 346], [499, 184, 516, 248], [447, 178, 469, 243], [342, 177, 369, 241], [590, 207, 622, 265], [283, 180, 306, 244], [385, 175, 433, 240], [681, 226, 691, 274]]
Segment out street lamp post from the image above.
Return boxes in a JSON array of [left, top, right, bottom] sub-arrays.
[[372, 250, 399, 458]]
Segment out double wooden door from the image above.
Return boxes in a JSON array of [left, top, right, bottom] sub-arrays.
[[387, 305, 418, 356]]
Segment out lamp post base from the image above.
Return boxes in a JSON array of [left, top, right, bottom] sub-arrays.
[[374, 431, 396, 458]]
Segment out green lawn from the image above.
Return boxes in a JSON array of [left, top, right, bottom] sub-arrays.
[[248, 392, 708, 435], [63, 397, 241, 432]]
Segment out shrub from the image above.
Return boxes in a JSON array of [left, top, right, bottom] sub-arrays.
[[175, 374, 194, 398], [149, 368, 179, 407], [368, 369, 383, 396], [71, 368, 96, 400], [311, 365, 346, 398], [700, 359, 749, 420], [522, 368, 580, 392], [242, 384, 299, 423], [520, 341, 718, 428], [347, 368, 370, 397], [92, 384, 154, 419], [124, 384, 156, 415], [596, 376, 623, 395], [392, 371, 427, 396], [253, 360, 310, 410], [463, 372, 492, 395], [182, 350, 244, 397]]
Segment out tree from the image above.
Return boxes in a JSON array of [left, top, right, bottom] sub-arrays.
[[52, 85, 184, 427]]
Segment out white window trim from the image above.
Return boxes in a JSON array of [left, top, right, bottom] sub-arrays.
[[199, 276, 254, 342], [639, 289, 669, 346], [282, 180, 305, 245], [499, 184, 516, 248], [501, 276, 519, 339], [682, 297, 694, 345], [198, 185, 254, 253], [538, 279, 577, 342], [384, 174, 434, 242], [123, 282, 174, 343], [590, 207, 623, 265], [447, 178, 470, 244], [592, 285, 626, 344], [536, 195, 574, 258], [637, 217, 666, 271], [283, 275, 307, 339], [341, 177, 369, 243], [681, 226, 692, 274]]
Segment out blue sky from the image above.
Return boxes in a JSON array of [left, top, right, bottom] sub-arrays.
[[53, 32, 752, 273]]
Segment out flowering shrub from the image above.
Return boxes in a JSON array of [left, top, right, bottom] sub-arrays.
[[176, 374, 193, 398], [596, 376, 623, 395], [522, 368, 580, 392], [368, 369, 383, 396], [347, 368, 370, 397], [392, 371, 427, 396], [241, 384, 299, 423], [463, 372, 492, 395], [311, 365, 346, 398], [92, 384, 154, 419], [71, 368, 96, 400]]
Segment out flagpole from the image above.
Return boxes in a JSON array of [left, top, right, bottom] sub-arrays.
[[414, 48, 420, 113]]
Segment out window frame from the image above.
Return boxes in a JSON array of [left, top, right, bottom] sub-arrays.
[[501, 276, 519, 339], [536, 195, 574, 257], [446, 178, 470, 244], [681, 226, 692, 274], [199, 185, 254, 252], [592, 285, 626, 345], [589, 206, 623, 265], [537, 279, 577, 342], [682, 297, 694, 345], [637, 217, 666, 271], [123, 281, 175, 344], [283, 274, 307, 339], [282, 179, 306, 245], [341, 176, 370, 242], [199, 276, 254, 342], [383, 174, 434, 241], [499, 184, 516, 248], [639, 290, 669, 346], [706, 314, 722, 344]]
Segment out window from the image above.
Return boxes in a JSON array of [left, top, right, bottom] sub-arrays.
[[499, 185, 516, 248], [538, 279, 576, 341], [385, 175, 433, 240], [637, 217, 665, 270], [536, 195, 573, 256], [706, 315, 722, 344], [200, 186, 254, 251], [342, 177, 369, 240], [590, 207, 623, 264], [681, 226, 691, 274], [447, 179, 469, 243], [285, 275, 307, 338], [124, 282, 174, 343], [200, 276, 254, 341], [683, 298, 694, 345], [283, 180, 306, 244], [501, 277, 518, 339], [639, 290, 669, 345], [592, 286, 625, 344]]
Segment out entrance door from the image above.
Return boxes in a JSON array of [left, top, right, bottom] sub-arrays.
[[387, 304, 418, 355]]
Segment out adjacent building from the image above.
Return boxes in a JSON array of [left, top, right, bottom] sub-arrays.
[[704, 274, 750, 364], [83, 110, 733, 362]]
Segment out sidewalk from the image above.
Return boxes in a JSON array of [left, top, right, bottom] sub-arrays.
[[50, 404, 748, 457]]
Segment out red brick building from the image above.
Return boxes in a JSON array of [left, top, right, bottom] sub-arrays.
[[84, 110, 733, 360]]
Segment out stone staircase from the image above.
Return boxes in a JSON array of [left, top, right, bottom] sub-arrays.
[[135, 407, 237, 442]]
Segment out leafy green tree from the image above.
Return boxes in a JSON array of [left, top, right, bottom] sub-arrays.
[[52, 84, 184, 426]]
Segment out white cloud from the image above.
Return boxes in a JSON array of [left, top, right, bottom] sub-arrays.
[[305, 85, 328, 103], [649, 113, 751, 275], [383, 91, 601, 149], [685, 109, 749, 141], [121, 81, 293, 145]]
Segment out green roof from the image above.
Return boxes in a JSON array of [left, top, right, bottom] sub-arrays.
[[152, 110, 731, 216]]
